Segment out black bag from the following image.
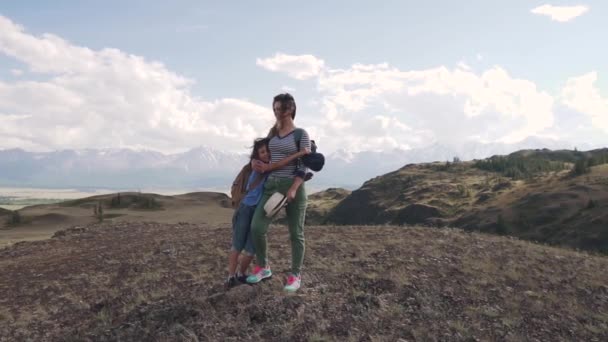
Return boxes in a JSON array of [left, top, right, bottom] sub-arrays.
[[294, 129, 325, 180]]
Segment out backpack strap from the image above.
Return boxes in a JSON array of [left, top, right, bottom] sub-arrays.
[[293, 128, 304, 172], [294, 128, 303, 151]]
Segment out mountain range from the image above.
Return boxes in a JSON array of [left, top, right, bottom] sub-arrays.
[[0, 137, 596, 190]]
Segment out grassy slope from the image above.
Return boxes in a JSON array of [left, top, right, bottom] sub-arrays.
[[1, 222, 607, 341], [456, 164, 608, 252], [286, 188, 351, 225], [326, 161, 492, 225], [323, 161, 608, 253]]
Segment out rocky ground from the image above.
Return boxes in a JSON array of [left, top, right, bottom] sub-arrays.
[[1, 222, 608, 341]]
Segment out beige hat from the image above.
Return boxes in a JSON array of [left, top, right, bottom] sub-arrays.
[[264, 192, 288, 218]]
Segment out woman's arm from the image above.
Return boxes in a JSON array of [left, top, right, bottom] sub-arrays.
[[286, 129, 312, 202], [266, 148, 310, 172], [252, 148, 310, 173]]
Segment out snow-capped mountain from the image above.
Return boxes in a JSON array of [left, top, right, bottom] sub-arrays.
[[0, 147, 248, 190], [0, 139, 599, 190]]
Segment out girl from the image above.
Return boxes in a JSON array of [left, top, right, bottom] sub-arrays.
[[225, 137, 308, 289]]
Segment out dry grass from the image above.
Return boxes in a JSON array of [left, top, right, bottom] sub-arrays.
[[1, 222, 607, 341]]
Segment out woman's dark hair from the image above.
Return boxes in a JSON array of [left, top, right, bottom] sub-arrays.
[[268, 93, 297, 138], [250, 138, 269, 160], [273, 93, 296, 119]]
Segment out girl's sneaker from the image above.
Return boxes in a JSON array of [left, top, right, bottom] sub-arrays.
[[283, 274, 301, 292], [224, 276, 237, 290], [246, 266, 272, 284], [237, 274, 249, 284]]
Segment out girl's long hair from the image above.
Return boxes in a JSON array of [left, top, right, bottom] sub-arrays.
[[250, 138, 269, 160]]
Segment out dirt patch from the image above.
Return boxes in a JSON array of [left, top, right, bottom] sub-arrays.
[[492, 181, 512, 192]]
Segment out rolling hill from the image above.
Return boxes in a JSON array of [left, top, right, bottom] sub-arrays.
[[321, 148, 608, 253]]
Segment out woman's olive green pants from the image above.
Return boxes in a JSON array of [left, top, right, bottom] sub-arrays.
[[250, 176, 307, 276]]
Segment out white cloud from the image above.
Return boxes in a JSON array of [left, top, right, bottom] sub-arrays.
[[256, 52, 608, 153], [561, 72, 608, 131], [256, 53, 325, 80], [2, 15, 605, 157], [0, 15, 274, 153], [10, 68, 23, 76], [312, 62, 554, 151], [457, 61, 471, 71], [531, 4, 589, 22], [257, 52, 580, 152]]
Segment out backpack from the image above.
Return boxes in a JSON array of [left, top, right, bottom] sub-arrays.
[[230, 163, 252, 209], [231, 163, 265, 209]]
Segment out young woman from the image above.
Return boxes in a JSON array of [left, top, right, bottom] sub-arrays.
[[247, 93, 311, 292]]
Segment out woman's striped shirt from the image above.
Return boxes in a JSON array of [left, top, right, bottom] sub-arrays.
[[269, 128, 311, 179]]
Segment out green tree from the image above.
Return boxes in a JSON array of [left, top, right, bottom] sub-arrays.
[[96, 201, 104, 222], [7, 211, 21, 225], [571, 158, 590, 176], [110, 193, 123, 208]]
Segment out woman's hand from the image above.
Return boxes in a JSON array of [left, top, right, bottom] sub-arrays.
[[251, 159, 268, 173], [286, 187, 297, 202], [287, 177, 304, 202], [297, 148, 311, 157]]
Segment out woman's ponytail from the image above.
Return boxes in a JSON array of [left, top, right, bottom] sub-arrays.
[[267, 123, 279, 138]]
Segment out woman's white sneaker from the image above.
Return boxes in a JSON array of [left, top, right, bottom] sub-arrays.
[[283, 274, 301, 292]]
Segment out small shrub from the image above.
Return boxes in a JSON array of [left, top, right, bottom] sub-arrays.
[[457, 184, 471, 198], [571, 158, 591, 176], [137, 196, 162, 210], [110, 193, 123, 208], [483, 175, 492, 188], [94, 201, 104, 222], [434, 161, 451, 172], [496, 215, 508, 235], [7, 211, 21, 225]]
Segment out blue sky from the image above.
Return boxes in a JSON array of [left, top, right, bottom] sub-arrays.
[[0, 1, 606, 154]]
